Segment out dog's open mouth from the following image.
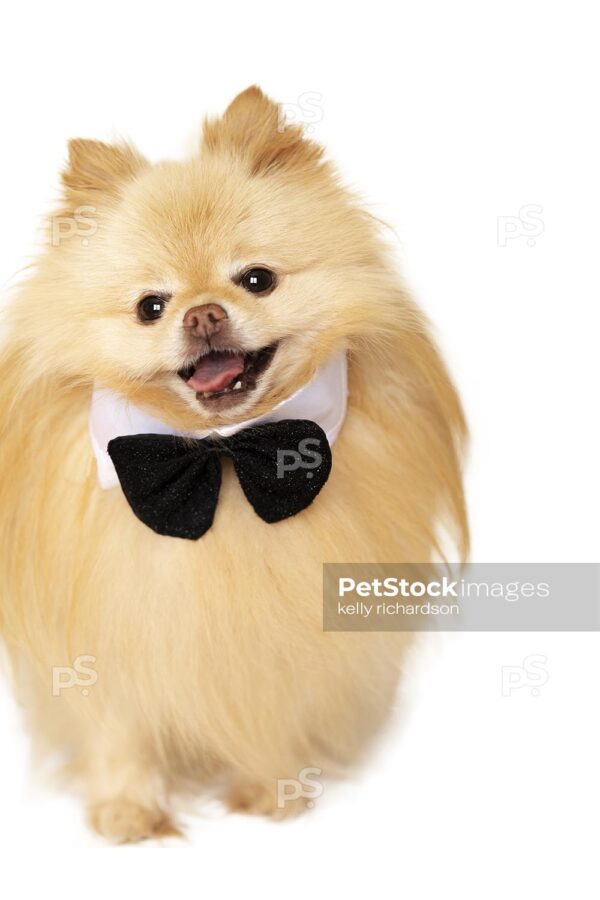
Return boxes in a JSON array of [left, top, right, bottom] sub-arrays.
[[177, 343, 278, 407]]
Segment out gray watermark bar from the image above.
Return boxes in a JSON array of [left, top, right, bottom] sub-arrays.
[[323, 563, 600, 631]]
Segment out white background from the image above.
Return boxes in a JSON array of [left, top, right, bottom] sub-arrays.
[[0, 0, 598, 895]]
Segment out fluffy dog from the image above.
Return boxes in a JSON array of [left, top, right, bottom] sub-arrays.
[[0, 87, 467, 841]]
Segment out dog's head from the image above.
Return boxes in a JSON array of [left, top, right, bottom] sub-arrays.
[[23, 87, 398, 429]]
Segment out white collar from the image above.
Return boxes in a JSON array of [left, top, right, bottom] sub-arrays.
[[90, 351, 348, 490]]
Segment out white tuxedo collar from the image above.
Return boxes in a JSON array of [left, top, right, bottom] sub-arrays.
[[89, 352, 348, 490]]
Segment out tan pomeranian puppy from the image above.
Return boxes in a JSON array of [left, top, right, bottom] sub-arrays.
[[0, 87, 467, 842]]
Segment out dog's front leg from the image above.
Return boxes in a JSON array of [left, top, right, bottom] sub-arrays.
[[84, 729, 179, 843]]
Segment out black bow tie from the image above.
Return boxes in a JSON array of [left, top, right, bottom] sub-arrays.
[[107, 419, 332, 540]]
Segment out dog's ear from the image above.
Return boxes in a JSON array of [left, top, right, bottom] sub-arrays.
[[62, 139, 147, 204], [202, 86, 324, 175]]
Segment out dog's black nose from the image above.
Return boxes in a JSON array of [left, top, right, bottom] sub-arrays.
[[183, 303, 228, 338]]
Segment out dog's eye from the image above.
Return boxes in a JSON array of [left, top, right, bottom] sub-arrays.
[[137, 295, 167, 322], [238, 268, 276, 295]]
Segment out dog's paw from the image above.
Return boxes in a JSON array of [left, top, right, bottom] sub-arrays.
[[89, 799, 181, 844], [226, 782, 309, 820]]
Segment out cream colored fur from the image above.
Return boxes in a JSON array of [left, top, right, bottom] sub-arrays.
[[0, 87, 467, 841]]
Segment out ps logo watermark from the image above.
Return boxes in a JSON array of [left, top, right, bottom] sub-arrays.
[[277, 767, 323, 809], [50, 205, 98, 247], [497, 204, 544, 246], [501, 654, 548, 696], [52, 655, 98, 697], [276, 438, 322, 479], [278, 92, 324, 134]]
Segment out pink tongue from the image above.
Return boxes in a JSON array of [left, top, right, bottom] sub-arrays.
[[187, 352, 245, 393]]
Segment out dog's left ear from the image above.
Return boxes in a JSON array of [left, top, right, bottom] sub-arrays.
[[202, 86, 324, 175], [61, 139, 147, 205]]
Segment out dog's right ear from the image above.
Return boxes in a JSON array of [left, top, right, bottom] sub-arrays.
[[202, 86, 324, 176], [61, 139, 147, 205]]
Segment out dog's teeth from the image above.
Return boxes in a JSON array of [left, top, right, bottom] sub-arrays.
[[199, 381, 242, 400]]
